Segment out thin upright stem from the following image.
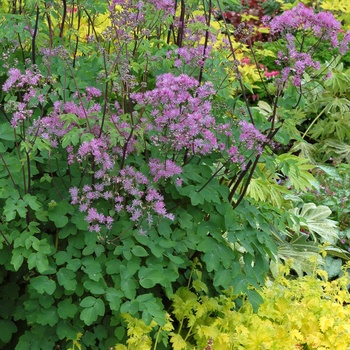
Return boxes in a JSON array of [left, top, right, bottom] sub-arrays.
[[215, 0, 255, 125], [31, 6, 40, 65], [60, 0, 67, 38]]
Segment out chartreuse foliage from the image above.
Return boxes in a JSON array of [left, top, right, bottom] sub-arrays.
[[114, 264, 350, 350], [321, 0, 350, 29]]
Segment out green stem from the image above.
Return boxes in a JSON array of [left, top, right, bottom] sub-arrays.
[[0, 229, 11, 247], [153, 328, 161, 350], [302, 105, 327, 139], [184, 324, 195, 342], [0, 153, 23, 199]]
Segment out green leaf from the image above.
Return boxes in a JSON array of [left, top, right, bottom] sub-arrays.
[[4, 197, 27, 221], [23, 193, 42, 211], [148, 242, 164, 258], [36, 307, 59, 326], [170, 333, 187, 350], [55, 251, 70, 265], [81, 256, 102, 281], [276, 154, 316, 192], [10, 249, 24, 271], [120, 300, 140, 315], [0, 319, 17, 343], [48, 201, 72, 228], [166, 253, 185, 265], [66, 258, 82, 272], [31, 276, 56, 295], [139, 278, 156, 288], [0, 123, 16, 141], [277, 238, 321, 277], [58, 223, 77, 239], [324, 246, 350, 260], [71, 211, 89, 230], [178, 211, 193, 230], [324, 256, 343, 279], [178, 185, 205, 205], [189, 190, 204, 206], [138, 266, 167, 288], [57, 268, 77, 291], [182, 164, 205, 182], [203, 250, 220, 272], [159, 237, 176, 248], [80, 297, 105, 326], [247, 289, 264, 312], [131, 245, 148, 257], [137, 294, 166, 326], [197, 236, 216, 252], [246, 178, 289, 208], [62, 127, 82, 148], [28, 252, 53, 274], [105, 288, 123, 311], [57, 298, 78, 319], [56, 320, 80, 340], [291, 203, 338, 243], [105, 259, 121, 275], [83, 280, 106, 295], [157, 220, 173, 239], [213, 269, 232, 289], [32, 239, 51, 254], [121, 278, 137, 299], [200, 184, 221, 204], [316, 165, 342, 181], [322, 139, 350, 163], [80, 296, 98, 308]]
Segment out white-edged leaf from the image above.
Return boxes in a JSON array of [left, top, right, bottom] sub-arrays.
[[290, 203, 338, 243]]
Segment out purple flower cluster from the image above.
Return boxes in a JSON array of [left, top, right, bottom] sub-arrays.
[[115, 165, 176, 222], [70, 163, 174, 232], [3, 67, 43, 92], [149, 158, 182, 182], [148, 0, 174, 16], [28, 86, 103, 147], [340, 31, 350, 55], [70, 185, 114, 232], [2, 67, 44, 127], [131, 73, 218, 155], [133, 72, 268, 166], [172, 45, 212, 68], [265, 3, 350, 86], [166, 14, 216, 69], [62, 71, 268, 233], [278, 33, 321, 86], [77, 138, 114, 172], [268, 4, 341, 44], [2, 60, 269, 235], [239, 120, 267, 154]]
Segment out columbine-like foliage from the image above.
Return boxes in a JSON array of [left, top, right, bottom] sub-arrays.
[[0, 1, 350, 348]]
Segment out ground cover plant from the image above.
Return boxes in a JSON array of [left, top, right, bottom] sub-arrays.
[[0, 0, 350, 348], [115, 264, 350, 349]]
